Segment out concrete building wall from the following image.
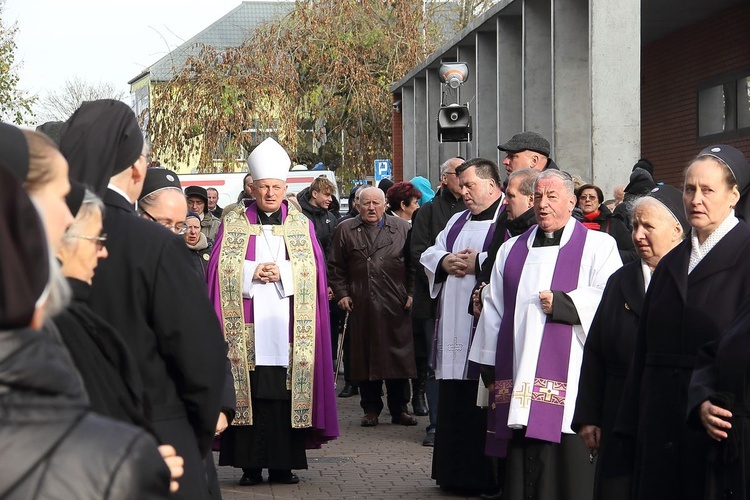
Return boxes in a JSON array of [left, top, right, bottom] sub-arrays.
[[391, 0, 642, 196], [641, 5, 750, 187]]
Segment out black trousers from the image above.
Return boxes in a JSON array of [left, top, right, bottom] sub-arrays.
[[359, 379, 409, 415]]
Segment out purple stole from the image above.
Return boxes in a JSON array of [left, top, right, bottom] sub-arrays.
[[485, 222, 587, 457], [432, 207, 503, 379]]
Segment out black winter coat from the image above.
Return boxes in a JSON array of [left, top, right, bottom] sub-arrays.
[[90, 189, 227, 499], [298, 186, 338, 258], [572, 260, 644, 500], [0, 326, 170, 499], [688, 300, 750, 500], [410, 190, 466, 319], [582, 205, 637, 263], [616, 222, 750, 500]]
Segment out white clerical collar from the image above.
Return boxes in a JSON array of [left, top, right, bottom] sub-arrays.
[[688, 210, 738, 274], [640, 259, 653, 292], [107, 183, 132, 204]]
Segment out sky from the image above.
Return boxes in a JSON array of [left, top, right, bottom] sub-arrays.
[[4, 0, 250, 114]]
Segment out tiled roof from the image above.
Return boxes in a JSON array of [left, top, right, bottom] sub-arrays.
[[133, 1, 292, 83]]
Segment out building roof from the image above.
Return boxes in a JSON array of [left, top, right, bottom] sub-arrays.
[[129, 1, 292, 84]]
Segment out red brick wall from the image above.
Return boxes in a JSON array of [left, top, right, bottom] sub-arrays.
[[392, 93, 404, 182], [641, 5, 750, 187]]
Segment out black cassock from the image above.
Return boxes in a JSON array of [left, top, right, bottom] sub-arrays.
[[616, 222, 750, 500], [688, 299, 750, 500], [89, 189, 227, 500], [572, 260, 644, 500]]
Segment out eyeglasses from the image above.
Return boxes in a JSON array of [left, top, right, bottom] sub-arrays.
[[66, 233, 107, 251], [141, 209, 188, 235], [579, 195, 599, 201], [140, 153, 152, 163], [443, 171, 458, 176]]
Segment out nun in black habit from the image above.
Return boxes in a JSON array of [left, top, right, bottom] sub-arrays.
[[688, 298, 750, 500], [60, 100, 227, 500], [615, 145, 750, 500], [572, 185, 688, 500]]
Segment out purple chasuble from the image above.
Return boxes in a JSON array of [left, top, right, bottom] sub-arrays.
[[205, 200, 339, 448], [485, 222, 587, 457]]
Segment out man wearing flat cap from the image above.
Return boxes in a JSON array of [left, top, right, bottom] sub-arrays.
[[60, 99, 227, 500], [185, 185, 221, 241], [498, 131, 560, 179], [207, 137, 339, 487]]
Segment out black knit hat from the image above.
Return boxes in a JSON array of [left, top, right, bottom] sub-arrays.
[[698, 145, 750, 195], [140, 168, 182, 200], [624, 168, 656, 196], [632, 158, 654, 176], [646, 185, 689, 235], [0, 163, 50, 329]]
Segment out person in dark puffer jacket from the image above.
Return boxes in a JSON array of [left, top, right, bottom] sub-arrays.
[[0, 162, 172, 500]]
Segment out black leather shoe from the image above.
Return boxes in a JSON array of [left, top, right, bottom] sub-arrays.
[[422, 430, 435, 447], [268, 472, 300, 484], [239, 473, 263, 486], [338, 383, 358, 398]]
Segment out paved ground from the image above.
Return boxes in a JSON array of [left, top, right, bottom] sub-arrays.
[[217, 377, 479, 499]]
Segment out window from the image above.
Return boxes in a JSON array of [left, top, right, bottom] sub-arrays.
[[697, 71, 750, 139]]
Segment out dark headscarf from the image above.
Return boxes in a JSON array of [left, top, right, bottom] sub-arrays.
[[698, 145, 750, 222], [0, 122, 29, 182], [60, 100, 143, 197], [0, 163, 50, 329]]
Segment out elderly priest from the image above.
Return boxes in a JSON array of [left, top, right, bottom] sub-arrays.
[[206, 138, 338, 487], [469, 169, 621, 500]]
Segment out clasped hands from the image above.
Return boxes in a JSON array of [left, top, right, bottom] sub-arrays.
[[441, 249, 478, 277], [253, 262, 281, 283]]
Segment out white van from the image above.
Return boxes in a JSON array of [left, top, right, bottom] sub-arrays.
[[179, 170, 339, 208]]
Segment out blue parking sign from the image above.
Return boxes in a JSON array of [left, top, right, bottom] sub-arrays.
[[374, 159, 392, 182]]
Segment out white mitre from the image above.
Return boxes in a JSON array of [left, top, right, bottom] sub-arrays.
[[247, 137, 291, 181]]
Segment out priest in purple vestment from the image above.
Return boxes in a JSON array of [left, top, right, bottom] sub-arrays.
[[469, 169, 622, 500], [206, 138, 338, 487]]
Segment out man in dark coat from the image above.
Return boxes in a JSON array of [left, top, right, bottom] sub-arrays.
[[60, 100, 227, 500], [329, 186, 418, 427], [410, 157, 466, 446]]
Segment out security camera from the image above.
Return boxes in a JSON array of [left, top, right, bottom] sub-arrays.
[[439, 63, 469, 89]]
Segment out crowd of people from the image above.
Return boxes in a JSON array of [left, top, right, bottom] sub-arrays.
[[2, 100, 750, 500]]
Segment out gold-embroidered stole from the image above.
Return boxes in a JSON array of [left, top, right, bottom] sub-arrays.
[[217, 203, 317, 428]]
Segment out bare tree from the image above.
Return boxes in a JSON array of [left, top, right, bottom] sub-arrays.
[[38, 76, 126, 122]]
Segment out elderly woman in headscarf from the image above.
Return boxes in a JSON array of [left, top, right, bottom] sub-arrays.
[[616, 145, 750, 500], [572, 185, 688, 500], [0, 129, 175, 498], [184, 211, 212, 276]]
